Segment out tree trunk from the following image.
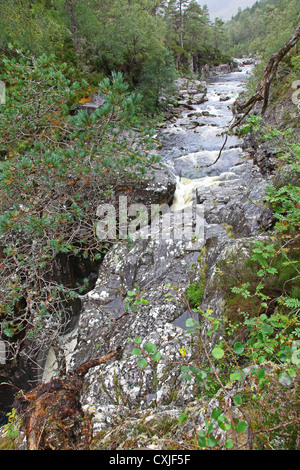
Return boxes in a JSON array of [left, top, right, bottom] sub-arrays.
[[16, 348, 122, 450], [231, 20, 300, 128], [66, 0, 79, 52]]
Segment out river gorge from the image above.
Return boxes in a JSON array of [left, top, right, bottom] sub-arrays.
[[1, 60, 276, 447]]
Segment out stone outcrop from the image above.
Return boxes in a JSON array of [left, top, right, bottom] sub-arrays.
[[61, 69, 276, 443]]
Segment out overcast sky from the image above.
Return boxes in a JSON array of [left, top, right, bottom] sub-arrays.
[[202, 0, 259, 21]]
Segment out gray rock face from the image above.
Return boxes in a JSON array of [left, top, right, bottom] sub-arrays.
[[197, 159, 274, 236], [58, 68, 274, 439], [69, 235, 201, 431]]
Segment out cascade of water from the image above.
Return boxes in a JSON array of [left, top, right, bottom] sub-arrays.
[[162, 62, 254, 211]]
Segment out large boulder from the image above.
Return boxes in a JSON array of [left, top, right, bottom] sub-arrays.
[[67, 231, 205, 433]]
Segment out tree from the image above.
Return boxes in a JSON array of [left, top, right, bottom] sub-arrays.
[[164, 0, 189, 49], [230, 19, 300, 124], [0, 50, 156, 372], [0, 0, 67, 58], [65, 0, 79, 52]]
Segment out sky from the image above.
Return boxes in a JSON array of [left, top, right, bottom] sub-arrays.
[[202, 0, 259, 21]]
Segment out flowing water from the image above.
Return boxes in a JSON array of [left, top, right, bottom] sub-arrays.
[[160, 61, 254, 211], [160, 61, 255, 330]]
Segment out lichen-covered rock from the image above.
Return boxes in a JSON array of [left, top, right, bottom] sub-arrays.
[[68, 234, 203, 431], [196, 159, 274, 237]]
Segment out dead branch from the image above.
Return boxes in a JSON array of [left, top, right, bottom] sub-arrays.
[[200, 22, 300, 171], [231, 21, 300, 129]]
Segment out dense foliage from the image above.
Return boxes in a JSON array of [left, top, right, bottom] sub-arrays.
[[0, 0, 231, 111], [223, 0, 300, 59], [0, 49, 158, 363]]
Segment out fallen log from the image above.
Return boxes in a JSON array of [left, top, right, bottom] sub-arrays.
[[16, 347, 122, 450]]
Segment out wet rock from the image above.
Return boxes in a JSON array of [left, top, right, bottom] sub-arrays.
[[188, 93, 207, 105], [71, 94, 106, 115], [200, 62, 237, 78], [196, 160, 274, 236], [220, 95, 231, 102]]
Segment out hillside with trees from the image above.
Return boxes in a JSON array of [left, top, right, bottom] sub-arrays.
[[223, 0, 300, 59], [0, 0, 231, 112]]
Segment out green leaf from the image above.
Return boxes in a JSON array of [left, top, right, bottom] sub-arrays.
[[233, 394, 242, 406], [212, 346, 224, 359], [256, 368, 265, 380], [144, 342, 157, 354], [225, 439, 234, 449], [218, 416, 231, 431], [132, 347, 142, 356], [235, 421, 248, 433], [137, 358, 148, 369], [182, 373, 193, 381], [185, 318, 197, 328], [178, 413, 188, 425], [233, 342, 244, 355], [278, 372, 292, 386], [211, 407, 222, 420], [261, 323, 274, 335], [151, 351, 162, 362], [230, 371, 244, 382], [134, 337, 142, 344], [198, 436, 206, 448], [206, 436, 217, 448]]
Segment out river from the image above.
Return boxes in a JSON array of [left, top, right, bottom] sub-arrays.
[[41, 60, 256, 382], [159, 60, 254, 211]]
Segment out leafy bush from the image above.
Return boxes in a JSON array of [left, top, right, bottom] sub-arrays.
[[0, 50, 157, 365]]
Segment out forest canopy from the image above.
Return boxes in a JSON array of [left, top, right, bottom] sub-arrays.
[[0, 0, 232, 111]]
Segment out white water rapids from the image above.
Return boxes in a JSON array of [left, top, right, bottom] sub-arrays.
[[163, 60, 254, 212]]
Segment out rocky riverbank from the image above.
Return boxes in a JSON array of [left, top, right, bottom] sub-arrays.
[[1, 61, 295, 451], [41, 64, 278, 448]]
